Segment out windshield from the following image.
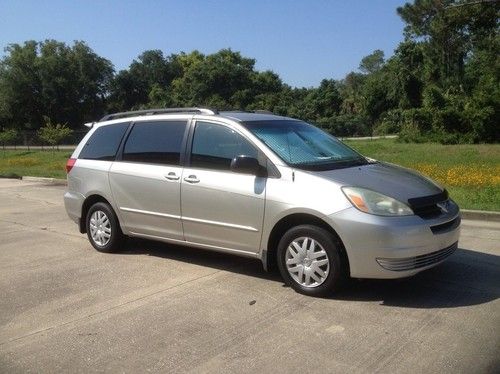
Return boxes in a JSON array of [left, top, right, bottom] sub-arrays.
[[242, 120, 367, 170]]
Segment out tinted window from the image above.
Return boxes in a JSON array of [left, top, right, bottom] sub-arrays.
[[122, 121, 187, 165], [79, 122, 129, 161], [191, 121, 258, 171]]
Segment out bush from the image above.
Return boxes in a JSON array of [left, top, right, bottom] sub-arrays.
[[427, 130, 476, 145], [398, 122, 425, 143], [465, 104, 498, 143], [395, 108, 433, 142], [325, 114, 371, 137], [375, 109, 403, 135], [422, 84, 446, 109], [432, 107, 467, 134]]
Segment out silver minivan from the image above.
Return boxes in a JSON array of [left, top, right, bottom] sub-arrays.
[[64, 108, 460, 296]]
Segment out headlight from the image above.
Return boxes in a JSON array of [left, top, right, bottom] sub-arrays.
[[341, 187, 414, 216]]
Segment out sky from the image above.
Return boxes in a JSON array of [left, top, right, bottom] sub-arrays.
[[0, 0, 408, 88]]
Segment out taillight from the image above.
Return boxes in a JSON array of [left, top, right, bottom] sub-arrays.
[[66, 158, 76, 173]]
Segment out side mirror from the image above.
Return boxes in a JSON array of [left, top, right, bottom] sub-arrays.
[[230, 155, 266, 176]]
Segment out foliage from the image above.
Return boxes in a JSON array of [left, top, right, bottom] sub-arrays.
[[359, 49, 385, 74], [0, 40, 113, 131], [0, 1, 498, 143], [37, 117, 73, 149], [0, 128, 18, 149], [0, 128, 18, 143]]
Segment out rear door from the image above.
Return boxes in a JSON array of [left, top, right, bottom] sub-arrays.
[[109, 119, 188, 240], [180, 120, 266, 254]]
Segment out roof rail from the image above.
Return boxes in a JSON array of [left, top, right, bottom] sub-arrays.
[[99, 107, 218, 122], [221, 109, 275, 115]]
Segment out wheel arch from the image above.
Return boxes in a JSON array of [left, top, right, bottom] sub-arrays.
[[79, 194, 113, 234], [264, 212, 350, 276]]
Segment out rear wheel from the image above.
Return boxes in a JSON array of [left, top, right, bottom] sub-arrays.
[[277, 225, 346, 296], [85, 202, 123, 253]]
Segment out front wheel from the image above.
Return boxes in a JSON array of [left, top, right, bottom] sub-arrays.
[[277, 225, 346, 296], [85, 202, 123, 253]]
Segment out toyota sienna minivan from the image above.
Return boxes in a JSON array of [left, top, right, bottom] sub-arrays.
[[64, 108, 461, 296]]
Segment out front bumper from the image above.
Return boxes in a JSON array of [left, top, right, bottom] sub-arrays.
[[375, 242, 457, 271], [328, 203, 461, 279]]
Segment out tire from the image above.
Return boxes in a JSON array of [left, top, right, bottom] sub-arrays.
[[85, 202, 123, 253], [277, 225, 346, 296]]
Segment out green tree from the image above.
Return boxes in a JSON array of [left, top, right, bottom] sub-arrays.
[[300, 79, 342, 126], [0, 41, 41, 132], [170, 49, 256, 108], [0, 40, 113, 131], [246, 70, 284, 112], [395, 0, 499, 142], [1, 0, 499, 143], [0, 129, 18, 149], [339, 72, 366, 115], [108, 50, 181, 111], [37, 117, 73, 150], [359, 49, 385, 74], [398, 0, 499, 86]]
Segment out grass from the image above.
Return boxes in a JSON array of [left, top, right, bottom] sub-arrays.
[[0, 149, 72, 179], [1, 139, 499, 211], [344, 139, 500, 211]]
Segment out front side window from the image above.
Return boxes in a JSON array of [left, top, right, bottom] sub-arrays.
[[191, 121, 258, 171], [242, 120, 367, 170], [122, 121, 187, 165], [79, 122, 129, 161]]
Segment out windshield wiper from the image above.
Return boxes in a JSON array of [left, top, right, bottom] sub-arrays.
[[293, 157, 370, 171], [346, 158, 369, 166]]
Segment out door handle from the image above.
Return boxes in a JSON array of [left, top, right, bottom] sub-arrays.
[[184, 175, 200, 183], [164, 172, 180, 181]]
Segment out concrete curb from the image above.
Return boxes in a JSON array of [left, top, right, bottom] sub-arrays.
[[22, 176, 67, 186], [460, 209, 500, 222], [341, 135, 398, 141]]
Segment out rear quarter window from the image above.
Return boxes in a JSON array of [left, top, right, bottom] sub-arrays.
[[79, 122, 130, 161]]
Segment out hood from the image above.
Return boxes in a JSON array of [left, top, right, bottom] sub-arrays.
[[314, 162, 443, 203]]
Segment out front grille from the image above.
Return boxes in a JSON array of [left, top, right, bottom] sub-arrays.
[[408, 190, 449, 219], [376, 242, 458, 271]]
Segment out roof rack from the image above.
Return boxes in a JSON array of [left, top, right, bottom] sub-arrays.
[[221, 109, 274, 115], [99, 107, 218, 122]]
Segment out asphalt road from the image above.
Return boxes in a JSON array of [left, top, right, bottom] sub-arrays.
[[0, 179, 499, 373]]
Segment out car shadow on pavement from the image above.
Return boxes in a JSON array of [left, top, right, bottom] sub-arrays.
[[118, 240, 499, 309], [118, 237, 281, 282]]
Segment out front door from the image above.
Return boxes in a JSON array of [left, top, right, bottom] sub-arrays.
[[181, 121, 266, 254]]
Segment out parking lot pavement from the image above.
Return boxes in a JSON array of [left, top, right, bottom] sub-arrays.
[[0, 179, 498, 373]]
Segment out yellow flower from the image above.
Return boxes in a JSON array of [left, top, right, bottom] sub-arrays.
[[412, 163, 499, 188]]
